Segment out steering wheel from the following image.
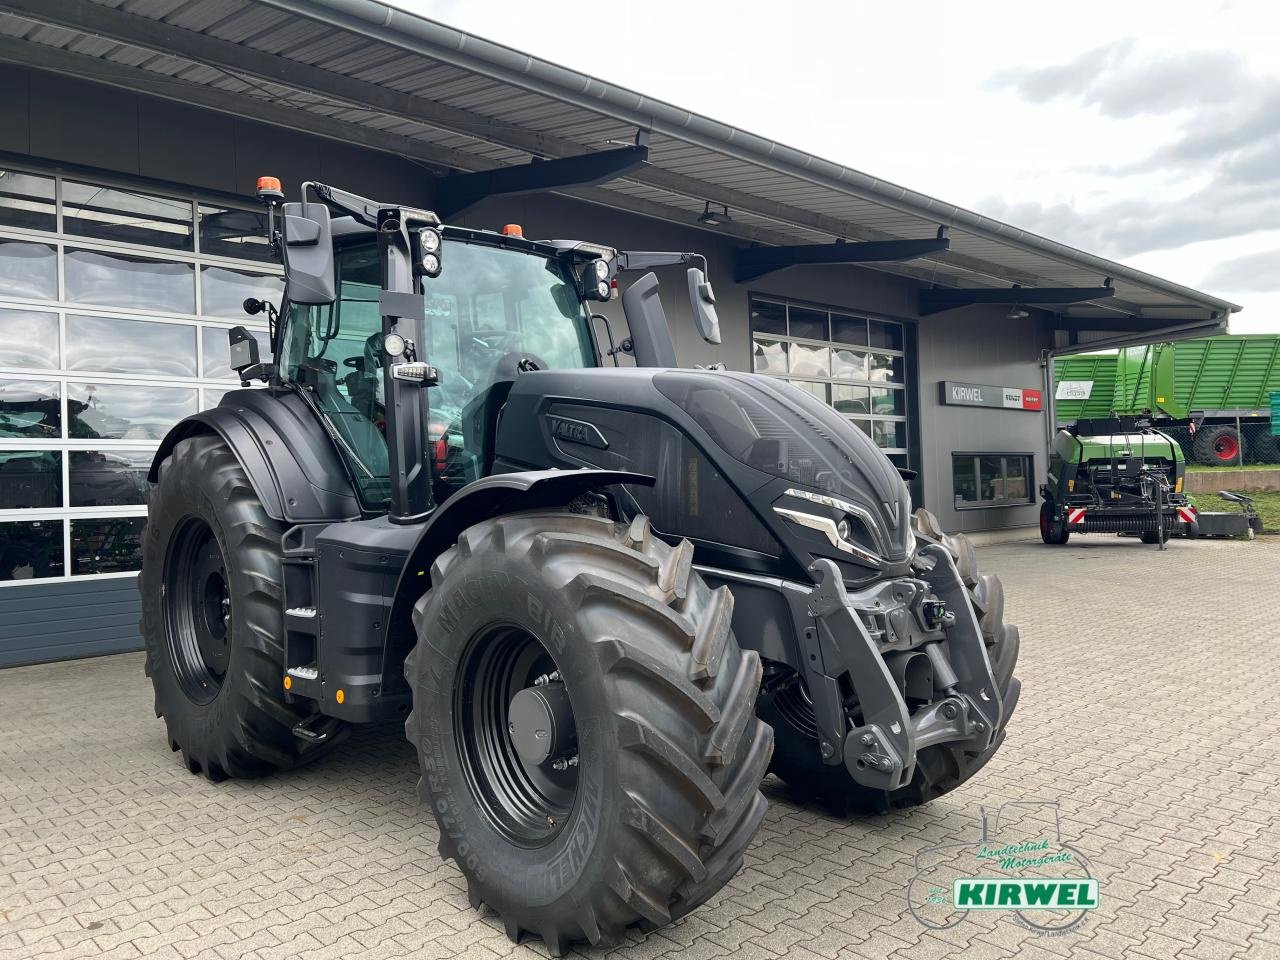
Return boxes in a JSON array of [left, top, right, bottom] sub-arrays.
[[494, 351, 549, 379]]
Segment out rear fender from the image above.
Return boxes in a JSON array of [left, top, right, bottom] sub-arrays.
[[148, 389, 360, 524]]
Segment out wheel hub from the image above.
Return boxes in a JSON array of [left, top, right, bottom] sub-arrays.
[[508, 681, 577, 767], [455, 626, 579, 846], [164, 516, 232, 705]]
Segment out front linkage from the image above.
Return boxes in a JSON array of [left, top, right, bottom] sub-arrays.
[[803, 551, 1003, 793]]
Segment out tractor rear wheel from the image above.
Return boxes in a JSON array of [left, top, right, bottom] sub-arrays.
[[759, 524, 1019, 816], [405, 511, 772, 955], [140, 435, 345, 780]]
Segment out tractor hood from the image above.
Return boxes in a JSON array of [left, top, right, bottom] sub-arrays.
[[494, 367, 915, 577], [652, 371, 914, 561]]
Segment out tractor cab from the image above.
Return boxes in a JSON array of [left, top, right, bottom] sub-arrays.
[[233, 178, 720, 520]]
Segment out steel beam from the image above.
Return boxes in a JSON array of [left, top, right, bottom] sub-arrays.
[[433, 135, 649, 217], [734, 236, 950, 282], [920, 286, 1116, 317]]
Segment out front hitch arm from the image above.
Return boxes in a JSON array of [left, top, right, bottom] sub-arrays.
[[804, 555, 1002, 792]]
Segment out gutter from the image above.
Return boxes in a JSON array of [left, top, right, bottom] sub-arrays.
[[265, 0, 1240, 317]]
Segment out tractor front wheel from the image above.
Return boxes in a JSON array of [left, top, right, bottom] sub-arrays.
[[405, 511, 772, 955]]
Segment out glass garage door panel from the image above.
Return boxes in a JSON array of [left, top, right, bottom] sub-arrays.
[[0, 519, 64, 581], [64, 247, 195, 314], [0, 240, 57, 301], [71, 517, 146, 576], [0, 308, 59, 370], [69, 450, 152, 507], [66, 315, 197, 378], [201, 265, 284, 319], [62, 181, 195, 251], [0, 170, 56, 232], [748, 296, 912, 459], [0, 450, 61, 509], [0, 380, 61, 440], [67, 382, 198, 441]]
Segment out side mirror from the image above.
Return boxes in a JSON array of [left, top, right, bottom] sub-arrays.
[[687, 267, 721, 345], [281, 201, 336, 305]]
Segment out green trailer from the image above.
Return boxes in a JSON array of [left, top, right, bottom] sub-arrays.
[[1054, 335, 1280, 464]]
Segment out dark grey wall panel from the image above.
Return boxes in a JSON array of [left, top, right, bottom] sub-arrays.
[[30, 73, 141, 175], [0, 577, 142, 668], [139, 98, 238, 194], [0, 62, 30, 155]]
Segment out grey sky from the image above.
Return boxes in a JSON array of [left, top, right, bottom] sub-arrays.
[[394, 0, 1280, 333]]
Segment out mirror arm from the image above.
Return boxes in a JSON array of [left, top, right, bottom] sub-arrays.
[[615, 250, 704, 272]]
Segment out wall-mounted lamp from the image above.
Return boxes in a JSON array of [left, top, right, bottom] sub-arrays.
[[698, 201, 731, 226]]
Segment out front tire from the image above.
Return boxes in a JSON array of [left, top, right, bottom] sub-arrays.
[[405, 511, 772, 954], [140, 435, 344, 780]]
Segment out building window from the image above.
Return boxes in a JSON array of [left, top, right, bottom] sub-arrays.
[[952, 453, 1034, 508], [750, 296, 910, 468], [0, 162, 279, 584]]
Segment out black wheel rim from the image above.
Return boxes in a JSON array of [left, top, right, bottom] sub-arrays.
[[164, 516, 231, 705], [455, 624, 578, 847]]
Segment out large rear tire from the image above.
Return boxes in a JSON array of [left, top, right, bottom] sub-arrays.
[[759, 522, 1019, 816], [140, 435, 344, 780], [1193, 424, 1245, 465], [405, 511, 772, 955]]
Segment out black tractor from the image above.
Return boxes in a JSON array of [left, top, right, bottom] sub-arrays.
[[141, 178, 1020, 953]]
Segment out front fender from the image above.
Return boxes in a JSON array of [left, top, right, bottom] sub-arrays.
[[148, 389, 361, 524], [387, 468, 652, 645]]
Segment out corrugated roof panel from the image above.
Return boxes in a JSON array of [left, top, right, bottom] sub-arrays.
[[161, 0, 258, 33], [116, 0, 190, 19]]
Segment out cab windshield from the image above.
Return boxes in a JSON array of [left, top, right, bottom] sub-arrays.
[[279, 239, 595, 509]]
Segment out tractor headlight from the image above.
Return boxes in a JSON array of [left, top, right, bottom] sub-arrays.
[[418, 229, 443, 278], [835, 516, 852, 542], [583, 259, 612, 301]]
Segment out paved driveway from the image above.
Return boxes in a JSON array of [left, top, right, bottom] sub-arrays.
[[3, 535, 1279, 959]]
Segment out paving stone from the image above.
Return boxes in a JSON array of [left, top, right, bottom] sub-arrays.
[[3, 537, 1280, 960]]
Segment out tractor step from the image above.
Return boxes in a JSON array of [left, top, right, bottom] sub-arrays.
[[292, 714, 343, 744], [287, 665, 319, 681]]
